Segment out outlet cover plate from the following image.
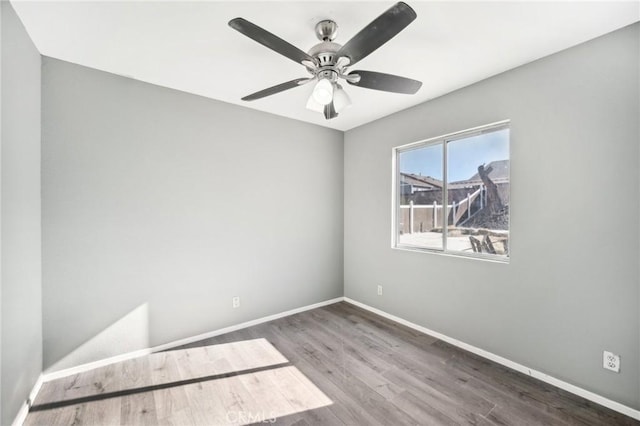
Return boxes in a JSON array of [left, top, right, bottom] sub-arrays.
[[603, 351, 620, 373]]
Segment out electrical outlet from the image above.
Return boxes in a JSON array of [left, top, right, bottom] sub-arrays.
[[377, 285, 383, 296], [232, 296, 240, 309], [603, 351, 620, 373]]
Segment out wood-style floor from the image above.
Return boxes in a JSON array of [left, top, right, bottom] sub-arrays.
[[26, 302, 638, 425]]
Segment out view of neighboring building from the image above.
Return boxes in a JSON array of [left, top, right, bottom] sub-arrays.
[[400, 159, 509, 211], [398, 159, 510, 256]]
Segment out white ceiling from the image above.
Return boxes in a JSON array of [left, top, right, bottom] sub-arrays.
[[11, 1, 640, 131]]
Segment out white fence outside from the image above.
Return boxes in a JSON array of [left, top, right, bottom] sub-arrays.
[[400, 186, 486, 234]]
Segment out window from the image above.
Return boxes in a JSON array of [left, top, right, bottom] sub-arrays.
[[393, 121, 510, 261]]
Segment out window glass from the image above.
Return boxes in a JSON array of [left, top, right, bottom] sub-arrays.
[[446, 128, 510, 257], [398, 143, 443, 250], [395, 123, 509, 261]]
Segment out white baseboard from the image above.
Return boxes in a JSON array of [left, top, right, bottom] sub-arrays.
[[150, 296, 345, 353], [41, 297, 345, 383], [343, 297, 640, 421], [11, 373, 44, 426]]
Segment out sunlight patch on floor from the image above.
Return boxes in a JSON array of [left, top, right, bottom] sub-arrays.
[[28, 338, 332, 425]]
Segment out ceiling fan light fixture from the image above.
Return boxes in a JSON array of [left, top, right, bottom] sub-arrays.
[[333, 84, 351, 113], [230, 2, 421, 120], [312, 78, 334, 105]]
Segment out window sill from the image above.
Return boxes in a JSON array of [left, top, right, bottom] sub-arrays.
[[392, 244, 510, 264]]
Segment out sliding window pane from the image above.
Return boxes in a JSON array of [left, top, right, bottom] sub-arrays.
[[397, 143, 444, 250], [446, 128, 509, 258]]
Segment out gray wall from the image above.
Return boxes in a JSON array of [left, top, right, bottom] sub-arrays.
[[0, 2, 42, 425], [344, 23, 640, 410], [41, 58, 344, 371]]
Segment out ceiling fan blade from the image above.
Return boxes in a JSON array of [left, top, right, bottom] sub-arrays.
[[324, 102, 338, 120], [347, 70, 422, 94], [229, 18, 315, 66], [336, 2, 416, 66], [241, 78, 312, 101]]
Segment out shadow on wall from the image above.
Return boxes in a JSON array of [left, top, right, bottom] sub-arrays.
[[45, 303, 150, 373]]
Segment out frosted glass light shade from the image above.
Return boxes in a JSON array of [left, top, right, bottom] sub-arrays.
[[333, 85, 351, 113], [312, 78, 333, 105]]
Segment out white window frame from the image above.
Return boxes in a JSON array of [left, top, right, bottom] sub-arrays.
[[392, 120, 510, 262]]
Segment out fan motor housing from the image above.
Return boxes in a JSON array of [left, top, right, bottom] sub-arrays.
[[308, 41, 341, 67]]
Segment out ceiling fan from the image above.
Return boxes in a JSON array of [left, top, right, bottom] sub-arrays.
[[229, 2, 422, 120]]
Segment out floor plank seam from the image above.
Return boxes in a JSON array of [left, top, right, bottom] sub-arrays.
[[481, 402, 497, 420]]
